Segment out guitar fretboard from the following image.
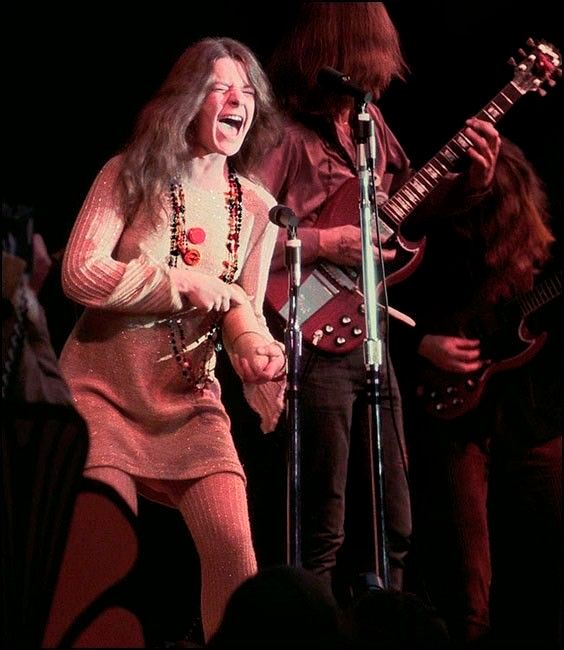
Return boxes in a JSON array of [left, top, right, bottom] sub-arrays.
[[381, 80, 525, 227], [518, 272, 562, 316]]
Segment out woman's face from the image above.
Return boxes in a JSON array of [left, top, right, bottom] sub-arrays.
[[192, 57, 256, 158]]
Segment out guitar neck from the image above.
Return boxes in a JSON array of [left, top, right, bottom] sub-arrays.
[[518, 272, 563, 317], [381, 79, 525, 228]]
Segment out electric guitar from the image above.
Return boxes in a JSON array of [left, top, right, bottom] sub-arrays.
[[416, 271, 562, 420], [265, 39, 562, 354]]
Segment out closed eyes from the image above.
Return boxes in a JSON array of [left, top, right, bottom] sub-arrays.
[[212, 83, 255, 96]]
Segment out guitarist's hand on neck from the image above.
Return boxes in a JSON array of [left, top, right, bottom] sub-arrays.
[[463, 118, 501, 193]]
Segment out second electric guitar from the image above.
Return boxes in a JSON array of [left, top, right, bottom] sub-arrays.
[[265, 39, 561, 354], [416, 271, 562, 420]]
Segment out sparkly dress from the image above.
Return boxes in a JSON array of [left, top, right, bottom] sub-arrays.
[[59, 155, 284, 490]]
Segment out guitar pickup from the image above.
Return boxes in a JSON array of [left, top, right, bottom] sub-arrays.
[[318, 263, 359, 292]]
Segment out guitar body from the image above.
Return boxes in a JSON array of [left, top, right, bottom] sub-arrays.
[[415, 265, 563, 419], [310, 176, 426, 287], [266, 263, 366, 353], [265, 177, 424, 353], [416, 325, 548, 420]]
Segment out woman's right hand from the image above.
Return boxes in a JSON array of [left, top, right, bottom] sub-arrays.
[[169, 268, 247, 312]]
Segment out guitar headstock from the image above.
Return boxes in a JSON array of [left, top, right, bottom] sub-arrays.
[[509, 38, 562, 96]]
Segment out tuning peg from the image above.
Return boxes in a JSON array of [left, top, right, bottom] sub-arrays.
[[537, 88, 548, 97], [547, 79, 557, 87], [517, 48, 527, 57], [526, 37, 536, 47], [508, 56, 517, 66]]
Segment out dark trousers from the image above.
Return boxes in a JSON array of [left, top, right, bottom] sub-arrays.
[[298, 346, 412, 596], [412, 424, 562, 647]]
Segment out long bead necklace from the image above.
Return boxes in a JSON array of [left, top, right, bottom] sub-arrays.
[[167, 162, 243, 389]]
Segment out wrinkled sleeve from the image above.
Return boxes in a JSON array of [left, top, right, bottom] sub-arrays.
[[62, 156, 182, 315], [228, 185, 286, 433]]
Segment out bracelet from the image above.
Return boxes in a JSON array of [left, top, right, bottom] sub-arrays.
[[230, 330, 263, 348], [271, 366, 287, 381]]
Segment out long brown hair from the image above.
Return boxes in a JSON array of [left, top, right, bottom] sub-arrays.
[[457, 138, 555, 301], [117, 37, 281, 223], [268, 2, 408, 116]]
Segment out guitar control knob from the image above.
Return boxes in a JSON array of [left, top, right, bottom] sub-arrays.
[[358, 303, 366, 315], [446, 385, 458, 395], [324, 324, 335, 334], [340, 315, 352, 325], [312, 330, 324, 346], [452, 398, 464, 406], [352, 327, 363, 337], [435, 403, 446, 411], [335, 336, 347, 346], [465, 378, 477, 390]]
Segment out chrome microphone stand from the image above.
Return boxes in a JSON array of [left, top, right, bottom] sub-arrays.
[[284, 221, 302, 567], [316, 66, 391, 590], [268, 205, 303, 567], [354, 97, 391, 590]]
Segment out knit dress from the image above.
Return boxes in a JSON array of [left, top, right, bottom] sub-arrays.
[[59, 155, 285, 497]]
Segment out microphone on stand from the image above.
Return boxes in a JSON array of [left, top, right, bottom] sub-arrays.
[[269, 204, 301, 286], [268, 205, 303, 567], [269, 204, 299, 229], [317, 66, 372, 103]]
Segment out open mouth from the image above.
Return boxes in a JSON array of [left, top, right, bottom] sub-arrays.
[[218, 114, 244, 136]]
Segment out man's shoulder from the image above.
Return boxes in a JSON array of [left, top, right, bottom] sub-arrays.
[[280, 115, 321, 141]]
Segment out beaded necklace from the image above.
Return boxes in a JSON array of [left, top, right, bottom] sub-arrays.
[[167, 162, 243, 389]]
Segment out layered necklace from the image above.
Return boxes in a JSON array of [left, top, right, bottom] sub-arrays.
[[167, 162, 243, 389]]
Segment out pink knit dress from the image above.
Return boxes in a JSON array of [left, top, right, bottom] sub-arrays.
[[59, 155, 285, 496]]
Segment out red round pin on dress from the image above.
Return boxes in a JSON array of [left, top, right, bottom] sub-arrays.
[[183, 249, 201, 266], [187, 227, 206, 244]]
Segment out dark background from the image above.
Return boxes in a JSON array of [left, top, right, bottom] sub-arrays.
[[3, 1, 562, 252], [3, 1, 562, 644]]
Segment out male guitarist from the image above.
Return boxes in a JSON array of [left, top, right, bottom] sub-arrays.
[[390, 137, 562, 647], [257, 2, 500, 603]]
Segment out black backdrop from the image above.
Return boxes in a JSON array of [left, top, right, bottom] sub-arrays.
[[3, 1, 562, 644], [3, 1, 562, 253]]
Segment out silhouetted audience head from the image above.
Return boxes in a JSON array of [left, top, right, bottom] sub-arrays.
[[206, 565, 347, 649], [344, 589, 452, 649]]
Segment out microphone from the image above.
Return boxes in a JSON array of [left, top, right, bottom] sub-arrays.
[[268, 205, 301, 286], [317, 66, 372, 103], [269, 204, 299, 229]]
